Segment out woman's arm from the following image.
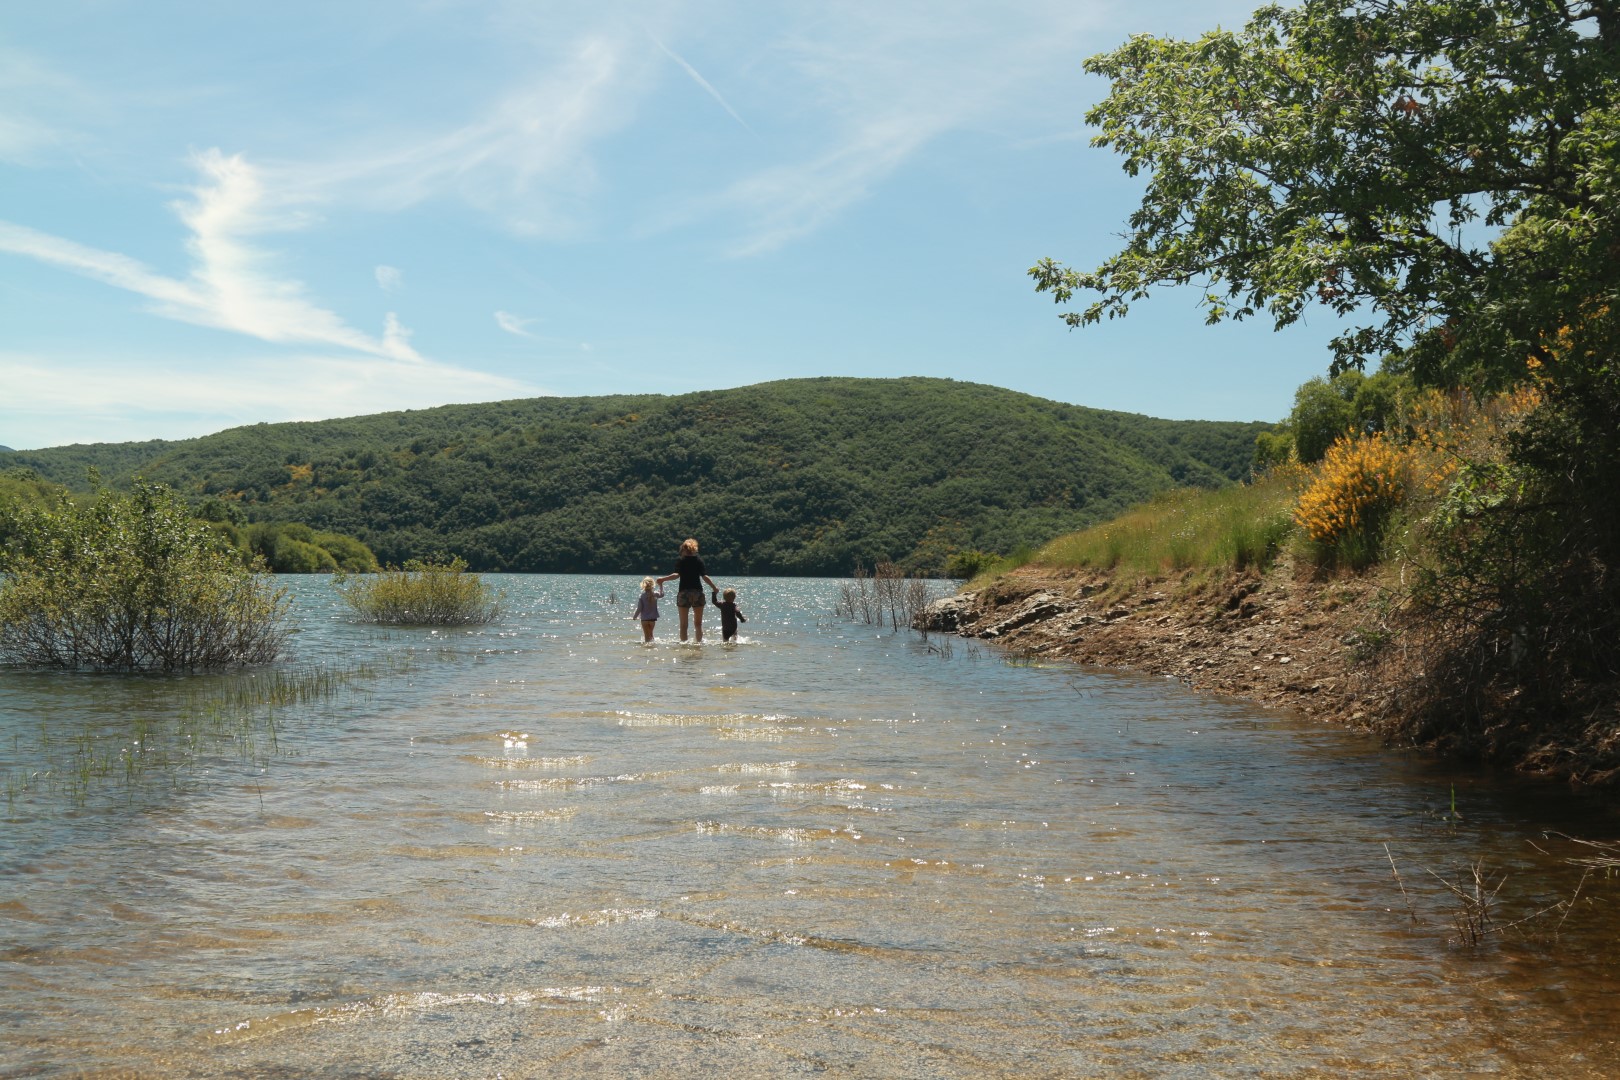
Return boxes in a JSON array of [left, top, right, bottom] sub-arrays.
[[702, 574, 718, 593], [656, 572, 678, 585]]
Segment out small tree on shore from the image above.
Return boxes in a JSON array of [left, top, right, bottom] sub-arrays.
[[0, 481, 291, 671]]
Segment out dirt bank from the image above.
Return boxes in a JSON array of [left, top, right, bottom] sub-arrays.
[[920, 561, 1408, 742], [921, 562, 1620, 785]]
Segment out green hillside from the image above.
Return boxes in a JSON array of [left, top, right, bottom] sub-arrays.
[[0, 378, 1270, 575]]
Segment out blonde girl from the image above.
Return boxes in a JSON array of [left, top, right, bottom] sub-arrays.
[[632, 576, 665, 642]]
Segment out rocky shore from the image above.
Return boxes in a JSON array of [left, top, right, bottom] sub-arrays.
[[920, 562, 1620, 785], [918, 560, 1398, 731]]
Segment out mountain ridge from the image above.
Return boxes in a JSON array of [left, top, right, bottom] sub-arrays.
[[1, 378, 1271, 574]]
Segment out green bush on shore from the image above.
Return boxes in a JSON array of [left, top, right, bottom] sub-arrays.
[[0, 481, 290, 671], [333, 557, 502, 625], [199, 508, 378, 574]]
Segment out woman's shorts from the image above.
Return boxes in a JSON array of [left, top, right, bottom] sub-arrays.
[[677, 589, 706, 609]]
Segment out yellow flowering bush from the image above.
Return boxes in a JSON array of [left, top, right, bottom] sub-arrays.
[[1293, 433, 1409, 564]]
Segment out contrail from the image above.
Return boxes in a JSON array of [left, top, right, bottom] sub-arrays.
[[649, 33, 755, 137]]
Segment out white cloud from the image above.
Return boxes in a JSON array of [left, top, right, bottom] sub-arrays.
[[0, 149, 421, 361], [494, 310, 538, 337], [0, 220, 205, 308], [375, 264, 403, 291], [0, 349, 539, 449]]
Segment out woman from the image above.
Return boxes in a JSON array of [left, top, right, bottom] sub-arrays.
[[657, 538, 719, 642]]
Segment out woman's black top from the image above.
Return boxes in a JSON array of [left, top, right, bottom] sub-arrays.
[[676, 554, 705, 592]]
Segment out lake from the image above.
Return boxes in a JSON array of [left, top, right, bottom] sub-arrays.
[[3, 574, 1618, 1077]]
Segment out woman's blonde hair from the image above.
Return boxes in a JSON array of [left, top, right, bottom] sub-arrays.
[[640, 576, 655, 592], [679, 538, 699, 555]]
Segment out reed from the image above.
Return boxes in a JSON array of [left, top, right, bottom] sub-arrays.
[[2, 660, 395, 807]]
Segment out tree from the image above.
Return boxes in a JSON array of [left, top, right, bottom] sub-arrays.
[[1033, 0, 1620, 759], [1288, 368, 1410, 461], [0, 481, 290, 671], [1031, 0, 1620, 390]]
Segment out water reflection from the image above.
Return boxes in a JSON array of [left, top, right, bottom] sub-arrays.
[[2, 574, 1618, 1078]]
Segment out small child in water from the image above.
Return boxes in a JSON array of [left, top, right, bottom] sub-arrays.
[[710, 586, 747, 642], [632, 576, 664, 642]]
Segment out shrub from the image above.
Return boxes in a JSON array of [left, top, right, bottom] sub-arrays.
[[333, 557, 502, 625], [1253, 428, 1295, 472], [1290, 375, 1356, 463], [0, 481, 291, 671], [944, 550, 1000, 579], [1287, 369, 1412, 463], [1293, 433, 1409, 568], [1389, 360, 1619, 762]]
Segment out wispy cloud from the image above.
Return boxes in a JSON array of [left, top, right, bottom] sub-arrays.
[[375, 264, 403, 291], [0, 149, 420, 361], [494, 310, 538, 337], [0, 348, 537, 449], [704, 0, 1105, 255], [0, 45, 79, 164], [717, 119, 930, 257], [295, 36, 640, 238]]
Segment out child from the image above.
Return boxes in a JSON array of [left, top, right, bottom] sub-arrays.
[[710, 586, 747, 642], [632, 576, 664, 642]]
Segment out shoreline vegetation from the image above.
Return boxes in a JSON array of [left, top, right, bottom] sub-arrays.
[[1003, 0, 1620, 788], [917, 380, 1619, 787], [0, 481, 290, 671]]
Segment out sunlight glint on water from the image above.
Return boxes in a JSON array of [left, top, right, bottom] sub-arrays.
[[2, 574, 1619, 1078]]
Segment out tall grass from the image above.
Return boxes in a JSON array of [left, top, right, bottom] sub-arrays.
[[1035, 472, 1304, 575]]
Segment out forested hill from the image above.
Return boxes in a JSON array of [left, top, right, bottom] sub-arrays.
[[0, 378, 1269, 575]]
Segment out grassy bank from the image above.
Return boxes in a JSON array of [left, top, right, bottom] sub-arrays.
[[961, 382, 1619, 784]]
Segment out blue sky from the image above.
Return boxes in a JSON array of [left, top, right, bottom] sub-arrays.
[[1, 0, 1343, 451]]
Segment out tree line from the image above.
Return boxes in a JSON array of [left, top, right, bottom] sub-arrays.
[[1, 378, 1270, 576]]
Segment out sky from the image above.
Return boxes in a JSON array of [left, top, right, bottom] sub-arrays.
[[1, 0, 1346, 452]]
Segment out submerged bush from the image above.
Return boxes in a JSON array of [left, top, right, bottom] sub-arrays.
[[0, 481, 291, 671], [334, 557, 502, 625]]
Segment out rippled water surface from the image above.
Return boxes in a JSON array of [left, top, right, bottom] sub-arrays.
[[4, 575, 1619, 1078]]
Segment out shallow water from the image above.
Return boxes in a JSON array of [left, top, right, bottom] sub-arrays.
[[3, 574, 1618, 1078]]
